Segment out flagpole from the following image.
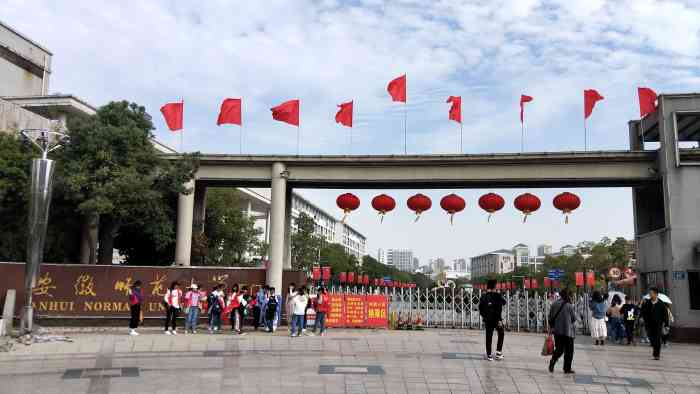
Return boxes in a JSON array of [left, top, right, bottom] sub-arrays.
[[297, 125, 301, 155], [240, 99, 243, 154], [584, 118, 588, 151], [521, 121, 524, 153], [180, 98, 184, 153], [403, 102, 407, 155], [460, 122, 463, 154]]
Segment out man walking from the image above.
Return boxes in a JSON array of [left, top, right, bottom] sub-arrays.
[[620, 297, 639, 345], [641, 287, 668, 360], [479, 279, 506, 361]]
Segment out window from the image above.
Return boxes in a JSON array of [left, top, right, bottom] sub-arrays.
[[689, 271, 700, 310]]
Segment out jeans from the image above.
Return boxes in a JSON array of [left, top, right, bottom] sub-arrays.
[[291, 314, 304, 335], [209, 310, 221, 330], [315, 312, 327, 333], [164, 306, 179, 331], [485, 321, 504, 356], [550, 335, 574, 372], [266, 315, 274, 331], [129, 304, 140, 329], [185, 307, 200, 331], [610, 317, 624, 342]]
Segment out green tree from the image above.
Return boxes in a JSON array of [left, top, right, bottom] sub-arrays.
[[291, 212, 325, 271], [202, 189, 263, 266], [0, 132, 33, 260], [60, 101, 198, 264], [321, 243, 358, 275]]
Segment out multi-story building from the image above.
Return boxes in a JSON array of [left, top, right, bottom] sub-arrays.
[[470, 249, 515, 279], [0, 21, 51, 97], [512, 244, 530, 267], [560, 245, 577, 256], [377, 249, 386, 265], [429, 258, 447, 274], [385, 249, 414, 272], [412, 257, 420, 271], [452, 258, 468, 272], [537, 244, 553, 256]]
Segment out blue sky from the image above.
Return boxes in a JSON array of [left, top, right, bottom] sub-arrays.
[[4, 0, 700, 264]]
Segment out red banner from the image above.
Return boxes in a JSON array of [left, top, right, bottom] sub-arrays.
[[325, 294, 345, 327], [531, 278, 539, 289], [347, 272, 355, 283], [365, 295, 389, 328], [339, 272, 347, 283], [321, 266, 331, 281], [575, 272, 584, 287], [544, 278, 551, 288], [586, 271, 596, 288], [312, 266, 321, 281], [345, 295, 365, 327]]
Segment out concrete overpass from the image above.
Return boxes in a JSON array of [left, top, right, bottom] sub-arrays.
[[171, 93, 700, 341]]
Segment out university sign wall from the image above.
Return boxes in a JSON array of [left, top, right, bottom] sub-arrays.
[[0, 263, 305, 318]]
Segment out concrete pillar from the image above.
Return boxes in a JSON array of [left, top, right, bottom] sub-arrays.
[[283, 189, 293, 269], [267, 163, 287, 291], [193, 185, 207, 233], [175, 179, 195, 266]]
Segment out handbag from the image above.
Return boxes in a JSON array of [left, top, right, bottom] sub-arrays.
[[541, 334, 555, 356]]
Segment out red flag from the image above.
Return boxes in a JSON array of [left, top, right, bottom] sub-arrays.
[[544, 278, 551, 288], [638, 87, 657, 118], [160, 101, 183, 131], [575, 272, 584, 287], [217, 98, 242, 126], [446, 96, 461, 123], [312, 266, 321, 281], [335, 101, 353, 127], [584, 89, 604, 119], [586, 271, 595, 288], [519, 94, 533, 123], [387, 74, 406, 102], [271, 99, 300, 126], [531, 279, 539, 289]]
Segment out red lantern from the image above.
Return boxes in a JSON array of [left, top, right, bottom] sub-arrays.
[[407, 193, 432, 222], [336, 193, 360, 223], [553, 192, 581, 224], [514, 193, 541, 222], [371, 194, 396, 223], [478, 193, 505, 222], [339, 272, 347, 283], [440, 194, 466, 225]]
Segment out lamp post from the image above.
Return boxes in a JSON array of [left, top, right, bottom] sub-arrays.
[[19, 127, 68, 334]]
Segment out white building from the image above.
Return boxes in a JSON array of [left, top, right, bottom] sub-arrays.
[[452, 258, 468, 272], [560, 245, 577, 256], [537, 244, 553, 256], [470, 249, 515, 278], [384, 249, 414, 272]]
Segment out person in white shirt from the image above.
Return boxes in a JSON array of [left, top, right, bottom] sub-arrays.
[[291, 286, 308, 337], [163, 281, 182, 335]]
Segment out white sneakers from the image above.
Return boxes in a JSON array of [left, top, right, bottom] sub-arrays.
[[128, 329, 139, 336], [495, 352, 504, 360], [164, 329, 177, 335]]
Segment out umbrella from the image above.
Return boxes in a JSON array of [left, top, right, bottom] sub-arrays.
[[643, 293, 672, 304], [606, 291, 626, 305]]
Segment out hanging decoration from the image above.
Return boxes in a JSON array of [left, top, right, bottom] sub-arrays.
[[552, 192, 581, 223], [439, 194, 466, 224], [407, 193, 432, 222], [478, 193, 505, 222], [514, 193, 541, 222], [336, 193, 360, 223], [371, 194, 396, 223]]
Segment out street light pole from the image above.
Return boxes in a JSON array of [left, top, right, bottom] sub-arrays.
[[19, 127, 68, 335]]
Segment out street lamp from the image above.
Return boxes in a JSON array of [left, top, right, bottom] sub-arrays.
[[19, 127, 69, 334]]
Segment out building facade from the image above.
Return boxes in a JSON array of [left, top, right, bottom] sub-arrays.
[[385, 249, 414, 272], [0, 20, 51, 97], [537, 244, 553, 256], [470, 249, 515, 278]]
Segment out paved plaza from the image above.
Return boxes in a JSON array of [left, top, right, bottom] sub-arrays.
[[0, 328, 699, 394]]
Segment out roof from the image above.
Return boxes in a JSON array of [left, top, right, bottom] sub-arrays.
[[2, 94, 97, 117], [0, 19, 53, 55], [513, 243, 528, 248]]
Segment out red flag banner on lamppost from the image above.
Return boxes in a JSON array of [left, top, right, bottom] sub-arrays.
[[322, 266, 331, 281], [335, 101, 353, 127], [531, 279, 539, 289], [586, 271, 596, 288], [161, 100, 184, 151], [446, 96, 463, 153], [638, 87, 657, 118], [575, 272, 584, 287], [271, 99, 301, 154], [387, 74, 408, 154], [544, 278, 551, 288], [312, 266, 321, 281], [583, 89, 604, 151], [339, 272, 347, 284], [519, 94, 533, 152]]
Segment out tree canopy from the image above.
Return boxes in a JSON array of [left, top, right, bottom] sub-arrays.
[[291, 212, 325, 271]]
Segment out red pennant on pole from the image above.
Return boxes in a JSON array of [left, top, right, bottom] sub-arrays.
[[519, 94, 533, 123], [584, 89, 604, 119], [217, 98, 242, 126], [586, 271, 596, 288], [638, 87, 657, 118], [271, 99, 300, 126], [160, 101, 183, 131], [387, 75, 406, 102], [446, 96, 461, 123], [335, 101, 353, 127]]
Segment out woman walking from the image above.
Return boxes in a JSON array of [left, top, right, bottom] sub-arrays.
[[163, 281, 182, 335], [607, 295, 624, 344], [589, 291, 608, 345], [548, 289, 577, 374], [127, 280, 144, 336], [291, 286, 308, 337], [314, 287, 330, 336]]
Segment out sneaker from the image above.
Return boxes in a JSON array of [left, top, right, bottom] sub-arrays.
[[495, 352, 504, 360], [171, 330, 178, 335], [129, 330, 139, 336], [305, 331, 315, 337], [564, 370, 576, 374], [238, 332, 247, 336], [486, 354, 494, 361], [192, 330, 197, 334], [291, 334, 298, 337], [165, 330, 172, 335], [320, 332, 326, 337]]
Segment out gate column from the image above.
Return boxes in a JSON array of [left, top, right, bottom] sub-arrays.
[[175, 179, 195, 266], [267, 162, 287, 291]]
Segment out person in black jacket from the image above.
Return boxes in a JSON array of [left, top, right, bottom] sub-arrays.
[[620, 297, 639, 345], [641, 287, 668, 360], [479, 279, 507, 361]]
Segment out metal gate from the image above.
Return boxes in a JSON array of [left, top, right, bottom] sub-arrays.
[[330, 286, 590, 334]]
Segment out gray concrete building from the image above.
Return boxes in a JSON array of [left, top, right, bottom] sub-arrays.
[[0, 20, 51, 97], [384, 249, 414, 272], [470, 249, 515, 279]]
